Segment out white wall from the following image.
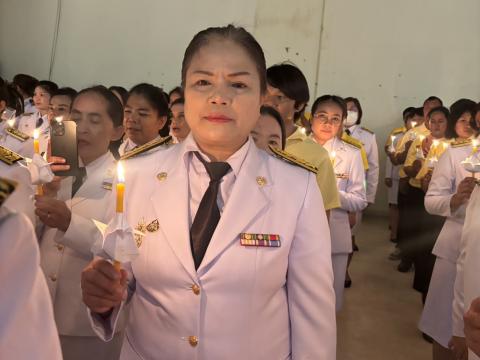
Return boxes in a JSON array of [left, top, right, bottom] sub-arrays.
[[1, 0, 479, 214]]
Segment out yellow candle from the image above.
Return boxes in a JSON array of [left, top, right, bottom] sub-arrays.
[[116, 161, 125, 213], [33, 129, 40, 154], [432, 139, 439, 157]]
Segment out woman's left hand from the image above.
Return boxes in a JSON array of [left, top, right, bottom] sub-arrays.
[[34, 195, 71, 232], [421, 171, 432, 192]]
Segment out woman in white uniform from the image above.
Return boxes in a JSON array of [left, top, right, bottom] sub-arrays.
[[310, 94, 367, 310], [81, 25, 336, 360], [420, 99, 478, 360], [35, 86, 126, 360], [118, 83, 169, 156], [16, 80, 58, 155]]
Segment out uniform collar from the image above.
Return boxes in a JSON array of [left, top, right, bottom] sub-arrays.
[[182, 133, 250, 178], [81, 151, 114, 177]]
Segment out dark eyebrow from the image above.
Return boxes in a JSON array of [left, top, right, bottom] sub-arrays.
[[191, 70, 251, 77], [192, 70, 214, 76], [228, 71, 251, 77], [269, 134, 281, 139]]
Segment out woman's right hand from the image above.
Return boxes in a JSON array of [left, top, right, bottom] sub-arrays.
[[81, 259, 128, 315], [451, 177, 476, 212], [43, 156, 70, 197]]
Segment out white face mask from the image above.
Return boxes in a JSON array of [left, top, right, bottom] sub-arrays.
[[344, 110, 358, 127]]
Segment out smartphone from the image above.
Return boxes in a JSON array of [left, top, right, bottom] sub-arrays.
[[50, 120, 79, 176]]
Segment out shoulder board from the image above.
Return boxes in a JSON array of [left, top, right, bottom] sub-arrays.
[[6, 127, 30, 142], [451, 138, 472, 148], [341, 133, 362, 149], [0, 145, 23, 165], [120, 136, 172, 160], [391, 127, 406, 135], [269, 146, 317, 173], [361, 126, 374, 134], [0, 177, 18, 206]]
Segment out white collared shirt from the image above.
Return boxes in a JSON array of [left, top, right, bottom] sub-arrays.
[[181, 134, 250, 226]]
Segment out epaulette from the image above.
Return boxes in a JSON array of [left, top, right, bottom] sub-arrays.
[[361, 126, 374, 135], [0, 145, 23, 165], [341, 133, 362, 149], [0, 177, 17, 206], [451, 138, 472, 148], [120, 136, 172, 160], [5, 127, 30, 142], [269, 146, 317, 173]]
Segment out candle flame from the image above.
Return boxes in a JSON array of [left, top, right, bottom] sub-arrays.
[[432, 139, 439, 147], [419, 135, 425, 141], [7, 119, 15, 128], [33, 129, 39, 140], [55, 115, 64, 123], [330, 150, 336, 160], [411, 121, 417, 128], [299, 127, 306, 135], [117, 161, 125, 183], [473, 139, 479, 148]]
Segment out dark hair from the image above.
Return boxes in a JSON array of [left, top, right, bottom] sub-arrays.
[[311, 95, 348, 119], [170, 97, 185, 107], [344, 97, 363, 124], [168, 86, 183, 100], [260, 105, 286, 149], [423, 96, 443, 106], [128, 83, 170, 137], [36, 80, 58, 96], [181, 24, 267, 94], [449, 98, 478, 131], [108, 86, 128, 106], [402, 106, 416, 121], [128, 83, 169, 117], [412, 107, 424, 118], [52, 87, 77, 103], [427, 106, 455, 139], [0, 83, 24, 115], [266, 63, 309, 121], [75, 85, 123, 127], [12, 74, 38, 97]]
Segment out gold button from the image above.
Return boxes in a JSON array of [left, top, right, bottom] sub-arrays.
[[156, 172, 168, 181], [191, 284, 200, 295], [188, 336, 198, 347], [256, 176, 267, 187], [56, 244, 64, 251], [50, 274, 57, 282]]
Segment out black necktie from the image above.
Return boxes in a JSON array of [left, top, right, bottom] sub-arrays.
[[36, 117, 44, 128], [345, 128, 351, 136], [71, 167, 87, 196], [190, 152, 231, 269]]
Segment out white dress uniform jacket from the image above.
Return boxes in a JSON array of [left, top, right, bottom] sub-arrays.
[[420, 142, 474, 346], [348, 124, 379, 203], [40, 152, 125, 338], [455, 185, 480, 359], [0, 207, 62, 360], [322, 137, 367, 309], [90, 135, 336, 360]]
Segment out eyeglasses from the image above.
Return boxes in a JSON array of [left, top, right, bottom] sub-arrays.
[[312, 113, 342, 126]]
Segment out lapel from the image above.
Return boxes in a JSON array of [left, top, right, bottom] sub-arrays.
[[74, 153, 114, 201], [149, 144, 197, 281], [198, 142, 272, 275]]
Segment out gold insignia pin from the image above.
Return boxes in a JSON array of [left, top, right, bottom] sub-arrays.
[[156, 172, 168, 181], [146, 219, 159, 232], [256, 176, 267, 187]]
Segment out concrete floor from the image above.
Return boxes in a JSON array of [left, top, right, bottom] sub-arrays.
[[337, 214, 431, 360]]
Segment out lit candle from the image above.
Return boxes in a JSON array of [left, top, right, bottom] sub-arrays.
[[432, 139, 439, 156], [33, 129, 40, 154], [55, 115, 63, 124], [329, 150, 336, 165], [472, 139, 478, 154], [411, 121, 417, 129], [7, 119, 15, 128], [299, 127, 306, 135], [116, 161, 125, 213]]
